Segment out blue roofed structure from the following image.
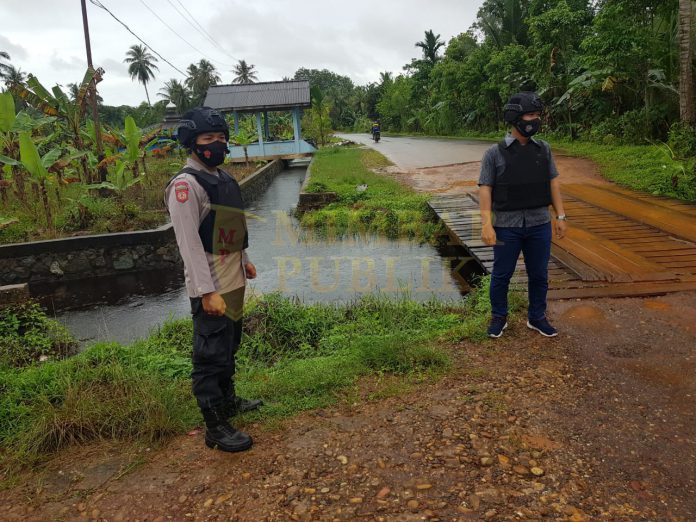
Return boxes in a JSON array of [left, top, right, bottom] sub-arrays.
[[204, 80, 316, 161]]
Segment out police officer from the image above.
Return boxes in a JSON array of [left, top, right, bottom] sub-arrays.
[[478, 92, 567, 339], [165, 107, 262, 452]]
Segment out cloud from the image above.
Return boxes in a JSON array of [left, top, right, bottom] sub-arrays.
[[0, 0, 484, 106], [48, 52, 84, 71], [0, 34, 29, 61]]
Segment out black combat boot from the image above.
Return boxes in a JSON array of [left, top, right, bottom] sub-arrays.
[[222, 389, 264, 418], [202, 407, 253, 453]]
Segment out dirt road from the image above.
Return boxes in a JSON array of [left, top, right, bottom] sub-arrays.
[[3, 137, 695, 521]]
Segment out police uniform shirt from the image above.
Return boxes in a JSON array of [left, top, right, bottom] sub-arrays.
[[478, 133, 560, 228], [165, 157, 249, 298]]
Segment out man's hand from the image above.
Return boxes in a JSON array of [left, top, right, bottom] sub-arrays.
[[244, 262, 257, 279], [555, 219, 568, 239], [202, 291, 226, 316], [481, 224, 497, 246]]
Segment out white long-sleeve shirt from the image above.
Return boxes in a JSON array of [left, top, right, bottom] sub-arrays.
[[164, 157, 249, 298]]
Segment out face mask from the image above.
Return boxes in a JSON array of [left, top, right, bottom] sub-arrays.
[[515, 118, 541, 138], [194, 141, 229, 167]]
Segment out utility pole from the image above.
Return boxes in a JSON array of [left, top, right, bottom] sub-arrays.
[[81, 0, 108, 182]]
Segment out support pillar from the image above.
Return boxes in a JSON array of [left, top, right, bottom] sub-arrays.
[[233, 111, 239, 134], [263, 111, 270, 141], [292, 107, 301, 153], [256, 112, 265, 156]]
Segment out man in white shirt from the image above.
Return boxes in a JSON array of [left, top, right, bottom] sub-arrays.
[[165, 107, 262, 453]]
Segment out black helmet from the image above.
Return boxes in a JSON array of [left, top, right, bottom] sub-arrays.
[[177, 107, 229, 149], [503, 92, 544, 124]]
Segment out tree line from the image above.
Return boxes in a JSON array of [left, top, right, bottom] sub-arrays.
[[305, 0, 696, 150]]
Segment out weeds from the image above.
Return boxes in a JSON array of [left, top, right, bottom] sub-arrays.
[[299, 146, 444, 242]]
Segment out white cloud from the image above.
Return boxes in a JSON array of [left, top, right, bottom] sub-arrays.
[[0, 0, 484, 106]]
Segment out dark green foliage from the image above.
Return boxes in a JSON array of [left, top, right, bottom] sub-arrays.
[[0, 293, 474, 471], [0, 302, 76, 368]]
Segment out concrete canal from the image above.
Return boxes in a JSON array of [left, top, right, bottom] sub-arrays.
[[33, 165, 472, 345]]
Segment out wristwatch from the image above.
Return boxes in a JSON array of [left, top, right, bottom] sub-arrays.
[[555, 214, 567, 221]]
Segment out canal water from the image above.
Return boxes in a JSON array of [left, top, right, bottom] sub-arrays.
[[35, 167, 472, 345]]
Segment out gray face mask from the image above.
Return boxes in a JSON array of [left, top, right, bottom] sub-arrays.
[[515, 118, 541, 138]]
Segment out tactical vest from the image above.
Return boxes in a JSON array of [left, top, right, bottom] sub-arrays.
[[492, 140, 552, 212], [169, 167, 249, 254]]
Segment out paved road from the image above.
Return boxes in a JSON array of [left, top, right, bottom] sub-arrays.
[[336, 133, 493, 170]]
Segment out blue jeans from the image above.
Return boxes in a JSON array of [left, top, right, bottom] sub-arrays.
[[489, 222, 551, 321]]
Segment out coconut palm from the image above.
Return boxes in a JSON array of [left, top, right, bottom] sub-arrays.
[[678, 0, 694, 124], [185, 59, 220, 105], [0, 51, 12, 79], [158, 79, 191, 111], [415, 30, 445, 65], [232, 60, 258, 84], [2, 65, 26, 87], [124, 44, 159, 106]]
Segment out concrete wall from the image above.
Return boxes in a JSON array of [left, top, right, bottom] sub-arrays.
[[296, 157, 338, 211], [0, 159, 286, 286]]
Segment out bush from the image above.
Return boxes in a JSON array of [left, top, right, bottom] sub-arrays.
[[667, 122, 696, 159], [0, 303, 77, 368]]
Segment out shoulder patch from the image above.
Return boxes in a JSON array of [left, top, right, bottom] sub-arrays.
[[174, 181, 189, 203]]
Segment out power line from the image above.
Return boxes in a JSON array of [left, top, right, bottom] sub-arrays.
[[88, 0, 187, 77], [169, 0, 239, 63], [138, 0, 235, 67]]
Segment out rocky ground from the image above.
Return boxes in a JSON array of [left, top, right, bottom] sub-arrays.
[[2, 291, 695, 521]]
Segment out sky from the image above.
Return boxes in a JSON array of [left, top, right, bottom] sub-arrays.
[[1, 0, 485, 107]]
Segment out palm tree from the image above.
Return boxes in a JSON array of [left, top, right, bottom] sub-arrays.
[[415, 30, 445, 64], [232, 60, 258, 84], [678, 0, 694, 125], [123, 44, 159, 106], [0, 51, 12, 80], [158, 79, 191, 111], [185, 59, 220, 105], [2, 65, 26, 87]]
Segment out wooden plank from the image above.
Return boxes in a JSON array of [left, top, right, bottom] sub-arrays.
[[563, 183, 696, 244], [553, 224, 677, 282], [548, 280, 696, 300], [550, 245, 606, 281], [597, 184, 696, 217]]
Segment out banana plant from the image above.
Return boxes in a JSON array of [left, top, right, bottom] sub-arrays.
[[232, 128, 256, 168], [101, 116, 161, 178], [87, 159, 142, 216], [0, 91, 56, 202], [18, 132, 55, 228], [9, 67, 103, 182]]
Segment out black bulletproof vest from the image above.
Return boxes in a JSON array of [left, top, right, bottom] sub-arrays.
[[492, 140, 552, 212], [169, 167, 249, 254]]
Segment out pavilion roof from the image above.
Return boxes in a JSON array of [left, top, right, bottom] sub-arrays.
[[204, 80, 311, 112]]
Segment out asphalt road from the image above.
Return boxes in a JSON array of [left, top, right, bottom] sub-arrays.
[[336, 133, 493, 170]]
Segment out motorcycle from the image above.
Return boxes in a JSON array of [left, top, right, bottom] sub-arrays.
[[372, 130, 381, 143]]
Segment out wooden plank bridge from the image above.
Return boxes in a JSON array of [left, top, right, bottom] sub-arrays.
[[430, 184, 696, 300]]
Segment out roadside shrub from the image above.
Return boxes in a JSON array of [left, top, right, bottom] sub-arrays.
[[0, 303, 76, 368], [667, 122, 696, 159]]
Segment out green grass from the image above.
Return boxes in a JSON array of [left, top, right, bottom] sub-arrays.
[[300, 146, 444, 242], [1, 290, 502, 473], [551, 140, 696, 201]]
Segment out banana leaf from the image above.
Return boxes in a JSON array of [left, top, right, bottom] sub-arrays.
[[0, 92, 16, 132], [0, 153, 20, 166], [124, 116, 141, 163], [19, 132, 49, 181]]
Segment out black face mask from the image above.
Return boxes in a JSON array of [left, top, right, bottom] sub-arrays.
[[515, 118, 541, 138], [194, 141, 229, 168]]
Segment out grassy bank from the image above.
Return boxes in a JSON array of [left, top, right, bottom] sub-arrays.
[[300, 146, 443, 242], [0, 282, 523, 476], [380, 131, 695, 202], [552, 140, 696, 201]]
